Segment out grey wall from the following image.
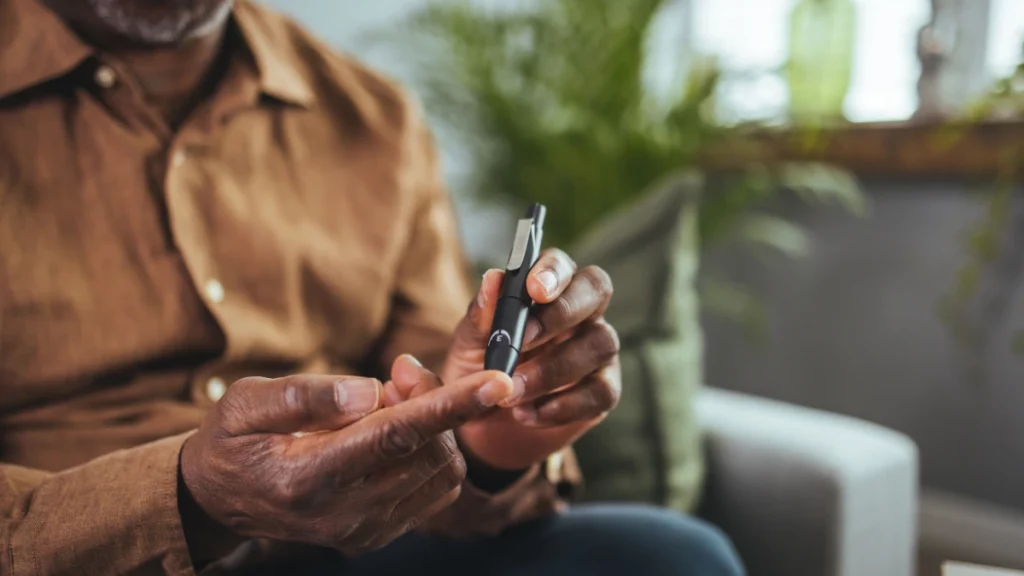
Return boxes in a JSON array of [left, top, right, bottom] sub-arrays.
[[701, 182, 1024, 513]]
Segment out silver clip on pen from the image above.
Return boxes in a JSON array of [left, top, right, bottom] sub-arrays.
[[484, 203, 546, 375]]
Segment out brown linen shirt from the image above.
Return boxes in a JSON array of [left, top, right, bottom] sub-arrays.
[[0, 1, 578, 575]]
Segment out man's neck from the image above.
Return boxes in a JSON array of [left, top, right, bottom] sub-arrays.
[[41, 0, 235, 130], [107, 27, 230, 130]]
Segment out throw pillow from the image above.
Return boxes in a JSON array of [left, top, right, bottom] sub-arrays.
[[568, 171, 705, 512]]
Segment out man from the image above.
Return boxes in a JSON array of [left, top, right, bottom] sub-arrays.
[[0, 0, 744, 574]]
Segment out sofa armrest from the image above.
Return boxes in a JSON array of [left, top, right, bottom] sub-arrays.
[[695, 387, 919, 576]]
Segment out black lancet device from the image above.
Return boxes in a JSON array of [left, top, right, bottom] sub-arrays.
[[484, 203, 546, 375]]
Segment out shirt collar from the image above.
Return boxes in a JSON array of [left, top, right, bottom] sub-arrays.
[[0, 0, 316, 108], [0, 0, 93, 99], [233, 1, 315, 108]]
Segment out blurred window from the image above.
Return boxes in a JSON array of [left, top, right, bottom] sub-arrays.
[[691, 0, 931, 123], [986, 0, 1024, 79]]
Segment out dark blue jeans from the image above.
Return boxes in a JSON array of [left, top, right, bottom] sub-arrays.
[[337, 505, 745, 576]]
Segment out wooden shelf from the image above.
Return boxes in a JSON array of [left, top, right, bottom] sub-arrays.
[[701, 120, 1024, 182]]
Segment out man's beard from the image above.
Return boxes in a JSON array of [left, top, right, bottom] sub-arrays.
[[82, 0, 234, 45]]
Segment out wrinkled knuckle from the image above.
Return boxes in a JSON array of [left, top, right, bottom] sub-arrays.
[[438, 430, 459, 457], [376, 419, 424, 458], [217, 377, 261, 419], [219, 378, 253, 409], [606, 322, 621, 353], [445, 452, 468, 489], [583, 265, 614, 300], [434, 465, 465, 496], [214, 396, 249, 434], [269, 474, 303, 507], [425, 436, 458, 471], [592, 378, 622, 411], [552, 294, 576, 324], [229, 376, 261, 397], [591, 322, 621, 361], [434, 396, 473, 428]]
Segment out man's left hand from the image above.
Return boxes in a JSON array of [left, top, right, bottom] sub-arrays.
[[442, 249, 621, 471]]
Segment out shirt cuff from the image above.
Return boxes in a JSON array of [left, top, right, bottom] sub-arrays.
[[5, 433, 197, 576]]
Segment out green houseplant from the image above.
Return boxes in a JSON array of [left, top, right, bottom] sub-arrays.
[[936, 52, 1024, 356], [385, 0, 864, 329]]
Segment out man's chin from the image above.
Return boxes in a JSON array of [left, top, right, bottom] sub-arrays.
[[79, 0, 234, 46]]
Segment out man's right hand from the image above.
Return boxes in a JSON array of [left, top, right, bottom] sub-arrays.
[[179, 369, 515, 558]]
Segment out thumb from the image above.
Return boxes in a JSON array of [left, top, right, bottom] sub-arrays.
[[451, 269, 504, 350], [220, 375, 383, 435]]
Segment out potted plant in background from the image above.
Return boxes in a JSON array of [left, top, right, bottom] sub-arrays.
[[936, 47, 1024, 366], [379, 0, 866, 510], [384, 0, 864, 329]]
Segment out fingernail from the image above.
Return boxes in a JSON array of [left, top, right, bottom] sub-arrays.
[[523, 319, 542, 345], [500, 373, 527, 407], [476, 285, 487, 309], [335, 378, 380, 414], [401, 354, 423, 368], [477, 378, 514, 407], [513, 405, 539, 425], [478, 269, 499, 309], [536, 270, 558, 295]]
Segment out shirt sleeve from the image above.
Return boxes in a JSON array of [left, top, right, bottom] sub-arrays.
[[0, 434, 197, 576], [371, 111, 476, 378]]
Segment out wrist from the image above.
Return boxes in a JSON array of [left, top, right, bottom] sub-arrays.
[[456, 436, 531, 493], [177, 439, 247, 568]]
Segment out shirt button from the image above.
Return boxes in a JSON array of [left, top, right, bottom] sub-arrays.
[[170, 149, 187, 169], [204, 279, 225, 304], [205, 377, 227, 402], [93, 65, 117, 89]]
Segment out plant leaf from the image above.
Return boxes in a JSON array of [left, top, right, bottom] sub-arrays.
[[698, 279, 767, 340], [731, 213, 811, 258]]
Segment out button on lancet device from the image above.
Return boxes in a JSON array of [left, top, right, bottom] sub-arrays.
[[484, 203, 546, 375]]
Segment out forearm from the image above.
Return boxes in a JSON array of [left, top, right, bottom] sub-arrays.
[[1, 434, 196, 576]]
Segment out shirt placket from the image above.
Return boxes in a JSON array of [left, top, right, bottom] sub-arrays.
[[84, 58, 171, 139], [161, 55, 265, 405], [86, 40, 268, 406]]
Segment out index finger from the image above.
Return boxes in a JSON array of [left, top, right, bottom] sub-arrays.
[[326, 370, 515, 466]]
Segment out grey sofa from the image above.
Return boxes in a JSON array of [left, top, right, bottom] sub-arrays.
[[696, 387, 919, 576]]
